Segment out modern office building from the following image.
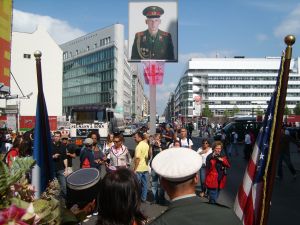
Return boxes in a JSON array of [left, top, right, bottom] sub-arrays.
[[172, 57, 300, 119], [61, 24, 134, 118], [131, 64, 144, 121], [3, 26, 63, 117]]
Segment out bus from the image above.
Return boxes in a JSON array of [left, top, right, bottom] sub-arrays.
[[69, 106, 124, 145]]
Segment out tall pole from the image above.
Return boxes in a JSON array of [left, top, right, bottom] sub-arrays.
[[149, 84, 156, 135], [260, 35, 295, 225], [17, 100, 20, 132]]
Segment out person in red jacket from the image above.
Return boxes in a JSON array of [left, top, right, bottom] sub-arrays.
[[205, 141, 230, 204], [5, 135, 23, 167]]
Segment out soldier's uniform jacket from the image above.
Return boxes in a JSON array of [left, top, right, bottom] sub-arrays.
[[131, 29, 174, 60], [149, 196, 242, 225]]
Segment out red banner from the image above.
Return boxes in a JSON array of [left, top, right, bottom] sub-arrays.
[[0, 0, 12, 90], [20, 116, 57, 131]]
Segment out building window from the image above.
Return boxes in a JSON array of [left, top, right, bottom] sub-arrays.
[[23, 54, 31, 59]]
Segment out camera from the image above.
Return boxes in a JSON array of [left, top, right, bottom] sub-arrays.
[[213, 154, 220, 159]]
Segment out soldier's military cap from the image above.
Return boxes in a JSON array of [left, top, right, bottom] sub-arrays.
[[152, 148, 202, 182], [143, 6, 164, 18]]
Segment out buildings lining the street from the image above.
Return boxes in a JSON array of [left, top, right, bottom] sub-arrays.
[[0, 24, 149, 131], [164, 57, 300, 121]]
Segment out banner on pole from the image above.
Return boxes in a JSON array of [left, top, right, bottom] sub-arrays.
[[143, 61, 165, 85]]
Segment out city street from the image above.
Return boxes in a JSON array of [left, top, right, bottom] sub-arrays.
[[73, 134, 300, 225]]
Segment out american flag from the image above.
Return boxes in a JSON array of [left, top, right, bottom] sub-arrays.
[[234, 55, 285, 225]]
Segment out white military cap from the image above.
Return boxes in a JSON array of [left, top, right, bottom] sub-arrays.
[[152, 148, 202, 182]]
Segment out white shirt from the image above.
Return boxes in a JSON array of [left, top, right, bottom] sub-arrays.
[[180, 137, 193, 148], [5, 143, 12, 152], [245, 134, 251, 144], [196, 147, 212, 166]]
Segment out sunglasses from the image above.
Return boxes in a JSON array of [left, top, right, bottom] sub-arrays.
[[114, 140, 121, 143]]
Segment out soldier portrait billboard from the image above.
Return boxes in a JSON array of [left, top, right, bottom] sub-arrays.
[[128, 0, 178, 62]]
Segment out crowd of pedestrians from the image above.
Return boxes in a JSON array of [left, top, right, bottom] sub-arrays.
[[1, 121, 299, 225]]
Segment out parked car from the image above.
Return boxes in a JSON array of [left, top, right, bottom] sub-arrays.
[[123, 125, 138, 136]]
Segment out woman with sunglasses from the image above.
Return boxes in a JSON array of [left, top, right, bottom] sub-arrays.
[[196, 138, 212, 197], [108, 134, 132, 169]]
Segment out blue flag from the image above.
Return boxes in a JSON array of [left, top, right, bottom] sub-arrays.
[[32, 52, 54, 197]]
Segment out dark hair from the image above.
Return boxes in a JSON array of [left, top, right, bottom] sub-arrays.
[[12, 135, 23, 148], [202, 138, 210, 145], [87, 131, 100, 141], [97, 168, 146, 225], [173, 140, 181, 146], [135, 131, 144, 140], [19, 139, 32, 157], [113, 133, 124, 142]]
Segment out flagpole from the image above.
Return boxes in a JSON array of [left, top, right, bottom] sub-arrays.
[[260, 35, 295, 225], [32, 51, 53, 197]]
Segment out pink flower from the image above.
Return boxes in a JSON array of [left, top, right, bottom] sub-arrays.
[[0, 205, 29, 225]]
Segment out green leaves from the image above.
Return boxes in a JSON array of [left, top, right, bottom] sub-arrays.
[[0, 157, 35, 208]]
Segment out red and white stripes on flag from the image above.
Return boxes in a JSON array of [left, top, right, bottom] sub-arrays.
[[234, 142, 264, 225], [234, 54, 285, 225]]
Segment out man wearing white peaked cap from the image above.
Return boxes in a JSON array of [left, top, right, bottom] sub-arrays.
[[149, 147, 241, 225]]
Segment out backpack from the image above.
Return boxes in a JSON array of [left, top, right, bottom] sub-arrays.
[[179, 138, 190, 147], [80, 149, 91, 168], [81, 158, 91, 168]]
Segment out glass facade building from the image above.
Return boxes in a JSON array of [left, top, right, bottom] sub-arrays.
[[63, 47, 115, 109], [61, 24, 133, 117]]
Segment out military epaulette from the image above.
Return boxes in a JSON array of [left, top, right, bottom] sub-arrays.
[[160, 31, 170, 36], [137, 31, 145, 36]]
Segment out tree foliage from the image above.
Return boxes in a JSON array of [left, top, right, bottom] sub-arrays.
[[255, 106, 264, 116], [223, 110, 230, 118], [202, 103, 213, 118], [294, 103, 300, 115], [232, 105, 240, 116], [284, 105, 291, 116]]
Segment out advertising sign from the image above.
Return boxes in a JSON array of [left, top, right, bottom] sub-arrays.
[[0, 0, 12, 92], [128, 0, 178, 62], [20, 116, 57, 131], [6, 113, 16, 130], [193, 95, 202, 116]]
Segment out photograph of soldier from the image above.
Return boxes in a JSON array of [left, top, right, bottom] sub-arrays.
[[131, 5, 175, 61]]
